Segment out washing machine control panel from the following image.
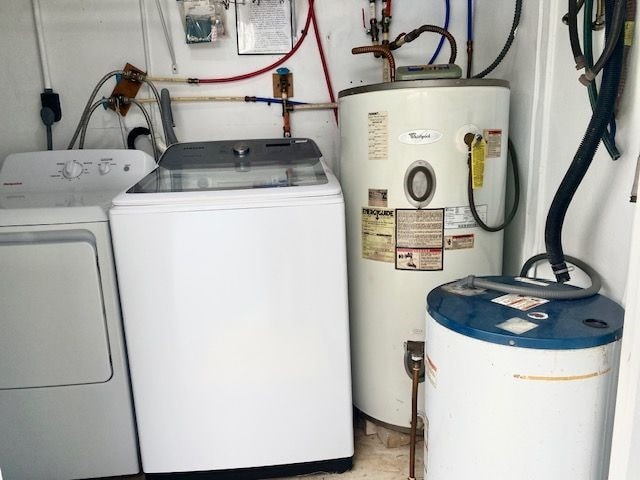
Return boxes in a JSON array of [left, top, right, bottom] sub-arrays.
[[0, 150, 156, 193]]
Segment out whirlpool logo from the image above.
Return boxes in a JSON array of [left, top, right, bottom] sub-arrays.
[[399, 129, 443, 145]]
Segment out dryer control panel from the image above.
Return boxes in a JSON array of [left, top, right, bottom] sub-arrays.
[[0, 150, 156, 193]]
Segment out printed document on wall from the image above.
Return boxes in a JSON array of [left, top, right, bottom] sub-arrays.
[[236, 0, 293, 54]]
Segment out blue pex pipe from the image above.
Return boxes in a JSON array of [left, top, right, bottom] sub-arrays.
[[428, 0, 451, 64]]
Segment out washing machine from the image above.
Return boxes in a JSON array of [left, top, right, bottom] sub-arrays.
[[109, 138, 354, 478], [0, 149, 155, 480]]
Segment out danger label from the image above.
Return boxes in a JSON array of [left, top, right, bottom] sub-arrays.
[[368, 111, 388, 160], [396, 248, 443, 271], [444, 234, 474, 250], [483, 129, 503, 158], [362, 207, 395, 263]]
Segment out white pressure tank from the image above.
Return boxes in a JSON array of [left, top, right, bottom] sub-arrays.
[[425, 276, 623, 479], [338, 79, 510, 429]]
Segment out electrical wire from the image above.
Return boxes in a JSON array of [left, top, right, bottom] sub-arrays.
[[473, 0, 522, 78], [428, 0, 451, 64], [467, 138, 520, 232]]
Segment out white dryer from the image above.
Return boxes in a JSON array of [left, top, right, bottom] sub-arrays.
[[109, 138, 354, 479], [0, 150, 154, 480]]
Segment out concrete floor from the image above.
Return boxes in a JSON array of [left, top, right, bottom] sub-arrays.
[[275, 425, 424, 480], [113, 419, 423, 480]]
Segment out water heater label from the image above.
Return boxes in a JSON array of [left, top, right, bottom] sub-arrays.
[[444, 205, 488, 229], [396, 248, 443, 271], [361, 207, 395, 263], [398, 129, 443, 145], [396, 209, 444, 249], [444, 234, 474, 250], [367, 111, 389, 160], [491, 294, 550, 311], [368, 188, 388, 207], [395, 209, 444, 271], [496, 317, 540, 335]]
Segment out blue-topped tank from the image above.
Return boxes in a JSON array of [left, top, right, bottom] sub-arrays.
[[427, 275, 624, 349], [424, 275, 624, 480]]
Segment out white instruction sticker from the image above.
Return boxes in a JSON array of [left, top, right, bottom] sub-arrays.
[[496, 317, 539, 335], [491, 294, 550, 311], [396, 209, 444, 248], [444, 205, 488, 229], [368, 111, 388, 160]]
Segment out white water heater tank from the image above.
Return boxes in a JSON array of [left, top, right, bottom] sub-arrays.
[[425, 277, 623, 479], [338, 79, 510, 429]]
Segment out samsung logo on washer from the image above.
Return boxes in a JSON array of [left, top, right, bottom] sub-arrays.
[[399, 129, 443, 145]]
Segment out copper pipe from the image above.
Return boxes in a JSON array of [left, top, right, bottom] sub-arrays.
[[388, 24, 457, 64], [352, 45, 396, 82], [408, 357, 421, 480]]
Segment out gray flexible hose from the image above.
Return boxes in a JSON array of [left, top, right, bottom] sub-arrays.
[[160, 88, 179, 146], [142, 79, 168, 144], [128, 98, 159, 162], [68, 70, 122, 149], [78, 99, 107, 149], [462, 254, 602, 299]]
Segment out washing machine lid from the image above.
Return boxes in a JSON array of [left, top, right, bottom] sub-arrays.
[[427, 276, 624, 350], [113, 138, 341, 207]]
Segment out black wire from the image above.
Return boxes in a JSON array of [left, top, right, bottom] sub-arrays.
[[467, 138, 520, 232], [473, 0, 522, 78]]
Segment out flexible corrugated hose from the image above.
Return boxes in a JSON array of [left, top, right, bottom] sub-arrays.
[[545, 0, 624, 283]]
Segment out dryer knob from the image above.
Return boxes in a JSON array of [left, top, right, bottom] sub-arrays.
[[62, 160, 83, 179]]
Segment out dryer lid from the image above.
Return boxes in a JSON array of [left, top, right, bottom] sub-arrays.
[[127, 138, 328, 195]]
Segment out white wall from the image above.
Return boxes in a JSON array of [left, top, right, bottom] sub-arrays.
[[0, 0, 472, 171], [478, 0, 639, 305], [2, 1, 639, 475]]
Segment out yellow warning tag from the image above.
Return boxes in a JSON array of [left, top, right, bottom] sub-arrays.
[[624, 21, 635, 47], [471, 136, 486, 189]]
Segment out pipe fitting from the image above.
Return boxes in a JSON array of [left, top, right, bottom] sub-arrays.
[[351, 45, 396, 81]]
